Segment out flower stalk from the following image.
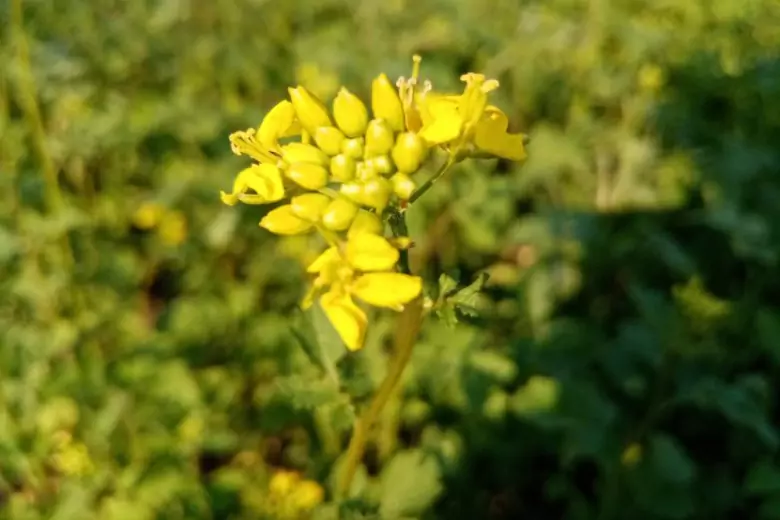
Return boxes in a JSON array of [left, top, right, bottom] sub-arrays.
[[337, 292, 425, 498]]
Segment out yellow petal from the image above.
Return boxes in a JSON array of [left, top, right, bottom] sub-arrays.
[[260, 205, 314, 235], [420, 94, 459, 128], [320, 292, 367, 351], [258, 100, 298, 149], [348, 211, 383, 238], [351, 273, 422, 309], [474, 111, 528, 161], [345, 233, 399, 271], [418, 110, 462, 145], [307, 246, 340, 273], [221, 164, 284, 206]]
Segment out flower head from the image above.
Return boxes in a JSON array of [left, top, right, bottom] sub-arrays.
[[419, 74, 527, 161], [305, 233, 422, 350]]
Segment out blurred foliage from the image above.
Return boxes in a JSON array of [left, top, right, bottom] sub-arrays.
[[2, 0, 780, 518]]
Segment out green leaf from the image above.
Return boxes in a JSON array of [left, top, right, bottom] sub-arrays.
[[379, 449, 443, 518], [291, 305, 346, 382], [745, 461, 780, 496]]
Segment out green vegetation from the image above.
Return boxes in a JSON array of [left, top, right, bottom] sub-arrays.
[[2, 0, 780, 518]]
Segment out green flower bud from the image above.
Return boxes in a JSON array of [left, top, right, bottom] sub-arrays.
[[366, 155, 394, 175], [314, 126, 346, 156], [333, 87, 369, 137], [322, 198, 359, 231], [282, 142, 329, 166], [365, 119, 395, 157], [288, 86, 332, 133], [291, 193, 331, 222], [342, 137, 365, 159], [361, 177, 392, 212], [391, 132, 427, 173], [330, 154, 356, 182], [348, 210, 384, 237], [371, 73, 405, 132], [286, 163, 329, 190], [391, 172, 416, 200]]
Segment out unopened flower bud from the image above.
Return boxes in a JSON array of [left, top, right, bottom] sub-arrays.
[[288, 86, 332, 133], [356, 161, 378, 182], [260, 205, 313, 235], [342, 137, 365, 159], [348, 211, 384, 237], [286, 163, 329, 190], [371, 73, 405, 132], [322, 198, 359, 231], [391, 132, 427, 173], [365, 119, 395, 157], [391, 172, 416, 200], [330, 154, 356, 182], [282, 142, 329, 166], [314, 126, 346, 156], [290, 193, 331, 222], [340, 182, 367, 205], [361, 177, 392, 212], [333, 88, 369, 137], [367, 155, 394, 175]]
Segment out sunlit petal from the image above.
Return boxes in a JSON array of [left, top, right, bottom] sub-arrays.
[[419, 110, 462, 145], [320, 291, 367, 351], [351, 273, 422, 309], [345, 233, 399, 271], [307, 247, 340, 273]]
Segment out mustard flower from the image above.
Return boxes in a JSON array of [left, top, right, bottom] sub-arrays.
[[419, 73, 528, 161], [304, 233, 422, 351]]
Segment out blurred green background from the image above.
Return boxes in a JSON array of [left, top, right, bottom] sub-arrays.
[[3, 0, 780, 518]]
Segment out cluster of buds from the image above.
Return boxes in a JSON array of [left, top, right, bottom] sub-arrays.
[[220, 56, 527, 351]]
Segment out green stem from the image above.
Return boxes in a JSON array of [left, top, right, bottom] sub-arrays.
[[11, 0, 62, 213], [408, 157, 456, 204], [337, 294, 425, 498]]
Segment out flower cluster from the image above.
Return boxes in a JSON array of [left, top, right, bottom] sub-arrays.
[[221, 56, 526, 351]]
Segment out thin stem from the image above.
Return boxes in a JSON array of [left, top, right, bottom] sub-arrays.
[[337, 294, 425, 498], [408, 157, 456, 204], [11, 0, 62, 212]]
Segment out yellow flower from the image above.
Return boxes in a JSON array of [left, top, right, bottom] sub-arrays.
[[229, 98, 301, 163], [157, 210, 188, 246], [220, 164, 285, 206], [305, 233, 422, 351], [132, 202, 165, 230], [257, 100, 301, 152], [419, 74, 527, 161], [290, 480, 324, 511]]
